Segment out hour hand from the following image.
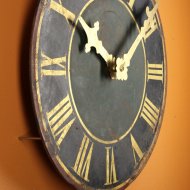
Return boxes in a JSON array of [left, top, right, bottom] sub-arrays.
[[78, 17, 114, 65]]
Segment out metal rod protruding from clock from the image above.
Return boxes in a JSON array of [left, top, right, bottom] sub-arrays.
[[18, 136, 42, 141]]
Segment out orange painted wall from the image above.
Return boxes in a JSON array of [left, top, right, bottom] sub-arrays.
[[0, 0, 189, 189]]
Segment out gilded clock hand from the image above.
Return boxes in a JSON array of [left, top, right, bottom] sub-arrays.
[[78, 17, 114, 66], [115, 3, 159, 81]]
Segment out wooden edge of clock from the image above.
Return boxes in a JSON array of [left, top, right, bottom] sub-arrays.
[[29, 0, 167, 189], [30, 1, 87, 190], [126, 0, 168, 187]]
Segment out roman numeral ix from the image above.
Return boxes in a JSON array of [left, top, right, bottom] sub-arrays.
[[41, 52, 66, 77]]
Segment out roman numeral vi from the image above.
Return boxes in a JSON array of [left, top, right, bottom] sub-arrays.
[[105, 147, 118, 185]]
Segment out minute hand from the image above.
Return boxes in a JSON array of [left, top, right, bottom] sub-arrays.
[[78, 17, 113, 65], [123, 4, 158, 68]]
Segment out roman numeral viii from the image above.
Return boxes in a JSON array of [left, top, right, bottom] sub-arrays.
[[141, 96, 160, 130], [41, 52, 66, 77], [105, 147, 118, 185], [73, 135, 94, 182], [148, 62, 164, 82], [46, 94, 75, 148]]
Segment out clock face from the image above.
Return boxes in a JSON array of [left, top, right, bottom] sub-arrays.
[[31, 0, 166, 189]]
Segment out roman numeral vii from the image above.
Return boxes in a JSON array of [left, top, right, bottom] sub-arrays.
[[73, 135, 94, 182]]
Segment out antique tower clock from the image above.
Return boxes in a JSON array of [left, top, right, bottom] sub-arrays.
[[31, 0, 166, 189]]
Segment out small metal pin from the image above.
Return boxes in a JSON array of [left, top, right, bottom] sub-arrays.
[[18, 136, 42, 141]]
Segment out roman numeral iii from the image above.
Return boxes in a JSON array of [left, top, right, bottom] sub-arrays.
[[130, 134, 144, 165], [148, 62, 164, 82], [46, 94, 75, 148], [41, 52, 66, 77], [50, 0, 75, 22], [105, 147, 118, 185], [73, 135, 94, 182], [141, 96, 160, 130]]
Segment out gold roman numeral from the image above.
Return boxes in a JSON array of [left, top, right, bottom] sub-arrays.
[[50, 0, 75, 22], [41, 52, 66, 77], [130, 134, 144, 165], [73, 135, 94, 182], [105, 147, 118, 185], [46, 94, 75, 148], [141, 96, 160, 130], [148, 62, 164, 82], [128, 0, 136, 9], [144, 17, 158, 41]]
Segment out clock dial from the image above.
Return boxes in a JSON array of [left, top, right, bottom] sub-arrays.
[[69, 0, 146, 144], [31, 0, 166, 189]]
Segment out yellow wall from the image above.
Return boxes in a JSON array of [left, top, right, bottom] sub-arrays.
[[0, 0, 189, 189]]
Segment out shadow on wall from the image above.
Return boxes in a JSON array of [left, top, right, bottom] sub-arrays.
[[0, 0, 75, 189], [19, 0, 75, 189]]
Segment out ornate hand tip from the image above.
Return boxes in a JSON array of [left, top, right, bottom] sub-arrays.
[[94, 21, 100, 31], [85, 44, 91, 53], [79, 18, 113, 67], [146, 3, 158, 17], [146, 7, 150, 15]]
